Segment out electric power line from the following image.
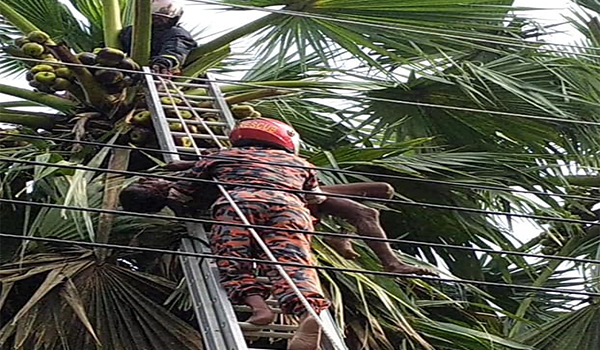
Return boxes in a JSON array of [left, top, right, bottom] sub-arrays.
[[2, 132, 599, 203], [4, 55, 600, 127], [2, 156, 599, 227], [1, 192, 600, 267], [0, 231, 597, 298]]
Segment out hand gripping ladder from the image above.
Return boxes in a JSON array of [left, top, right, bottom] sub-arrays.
[[143, 68, 348, 350]]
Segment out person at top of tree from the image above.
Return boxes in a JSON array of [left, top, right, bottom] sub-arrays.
[[120, 0, 197, 74]]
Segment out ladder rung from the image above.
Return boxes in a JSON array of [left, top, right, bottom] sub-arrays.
[[171, 132, 229, 140], [234, 305, 283, 314], [158, 92, 215, 100], [239, 322, 298, 332], [244, 331, 294, 339], [166, 118, 227, 126], [244, 332, 294, 339], [158, 81, 209, 89], [162, 105, 221, 113]]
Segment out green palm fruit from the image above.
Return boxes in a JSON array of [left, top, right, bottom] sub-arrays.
[[34, 71, 57, 85], [52, 78, 71, 91], [14, 37, 29, 47], [160, 97, 184, 105], [22, 43, 45, 57], [249, 111, 262, 118], [95, 69, 124, 84], [130, 128, 152, 145], [27, 31, 50, 44], [170, 123, 184, 132], [55, 67, 74, 80], [76, 52, 97, 66], [118, 58, 141, 71], [180, 137, 193, 148], [231, 105, 255, 119], [30, 80, 54, 94], [132, 111, 152, 127], [96, 48, 126, 67], [31, 64, 54, 74]]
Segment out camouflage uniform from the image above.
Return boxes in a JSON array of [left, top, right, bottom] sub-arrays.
[[172, 147, 330, 316]]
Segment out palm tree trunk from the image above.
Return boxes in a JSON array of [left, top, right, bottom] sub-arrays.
[[102, 0, 123, 49], [131, 0, 152, 65]]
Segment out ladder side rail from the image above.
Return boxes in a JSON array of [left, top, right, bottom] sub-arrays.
[[204, 73, 349, 350], [144, 67, 239, 350], [143, 68, 179, 163], [206, 73, 237, 131], [163, 76, 250, 350], [181, 224, 230, 350]]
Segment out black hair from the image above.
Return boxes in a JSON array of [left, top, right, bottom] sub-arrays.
[[119, 183, 168, 213]]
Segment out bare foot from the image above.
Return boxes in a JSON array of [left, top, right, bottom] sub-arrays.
[[245, 295, 276, 325], [384, 261, 437, 276], [323, 236, 360, 260], [288, 315, 321, 350], [247, 307, 276, 326]]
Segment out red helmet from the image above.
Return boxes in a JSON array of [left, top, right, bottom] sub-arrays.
[[230, 118, 300, 155]]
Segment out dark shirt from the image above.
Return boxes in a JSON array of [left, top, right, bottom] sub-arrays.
[[119, 25, 197, 67]]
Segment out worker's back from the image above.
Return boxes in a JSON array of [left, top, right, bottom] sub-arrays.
[[186, 147, 319, 207]]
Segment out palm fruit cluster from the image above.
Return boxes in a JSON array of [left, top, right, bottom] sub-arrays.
[[539, 231, 569, 255], [77, 48, 141, 95], [230, 104, 262, 120], [0, 129, 29, 148], [13, 31, 71, 94], [128, 109, 155, 146]]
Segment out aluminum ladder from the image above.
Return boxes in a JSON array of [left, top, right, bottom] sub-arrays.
[[143, 68, 348, 350]]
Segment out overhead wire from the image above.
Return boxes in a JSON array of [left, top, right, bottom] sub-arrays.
[[2, 132, 599, 203], [4, 55, 600, 127], [1, 196, 599, 266], [0, 231, 598, 298], [186, 0, 600, 58], [2, 156, 600, 227]]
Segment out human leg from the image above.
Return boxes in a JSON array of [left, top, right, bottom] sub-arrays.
[[257, 203, 329, 350], [319, 195, 434, 276], [212, 204, 274, 325]]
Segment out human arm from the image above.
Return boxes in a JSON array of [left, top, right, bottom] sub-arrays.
[[152, 26, 197, 74], [304, 167, 327, 205]]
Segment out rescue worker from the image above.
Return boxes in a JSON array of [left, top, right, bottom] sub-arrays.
[[123, 118, 330, 350], [120, 0, 197, 74]]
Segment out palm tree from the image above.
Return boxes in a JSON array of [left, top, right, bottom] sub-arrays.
[[0, 0, 599, 349]]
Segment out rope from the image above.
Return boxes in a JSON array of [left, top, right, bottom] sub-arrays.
[[4, 55, 600, 127], [2, 132, 599, 203], [2, 157, 599, 227], [1, 196, 599, 266], [1, 232, 598, 298]]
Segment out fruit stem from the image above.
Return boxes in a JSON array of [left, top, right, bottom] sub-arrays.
[[0, 83, 77, 114]]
